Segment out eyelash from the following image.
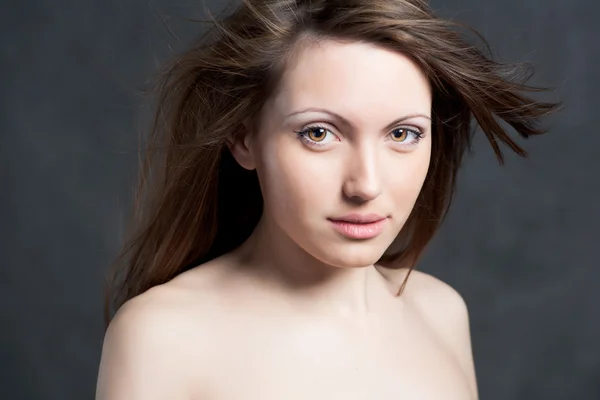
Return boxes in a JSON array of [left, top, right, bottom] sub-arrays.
[[294, 125, 425, 149]]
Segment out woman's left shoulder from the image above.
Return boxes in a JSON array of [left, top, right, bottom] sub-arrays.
[[402, 269, 479, 398], [402, 269, 468, 317]]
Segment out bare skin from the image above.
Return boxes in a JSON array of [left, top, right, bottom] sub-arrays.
[[96, 255, 477, 399], [96, 40, 478, 399]]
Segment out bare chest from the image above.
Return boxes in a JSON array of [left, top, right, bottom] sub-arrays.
[[197, 311, 474, 400]]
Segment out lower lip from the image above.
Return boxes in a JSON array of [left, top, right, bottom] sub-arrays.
[[328, 218, 387, 239]]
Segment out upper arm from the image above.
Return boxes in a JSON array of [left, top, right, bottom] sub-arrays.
[[95, 290, 192, 400], [404, 270, 479, 399]]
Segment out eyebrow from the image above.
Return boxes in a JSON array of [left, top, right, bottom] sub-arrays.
[[286, 107, 432, 131]]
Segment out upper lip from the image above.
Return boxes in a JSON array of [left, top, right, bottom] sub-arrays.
[[328, 213, 387, 224]]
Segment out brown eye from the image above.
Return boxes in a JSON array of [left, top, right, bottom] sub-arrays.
[[307, 127, 328, 142], [391, 128, 409, 142]]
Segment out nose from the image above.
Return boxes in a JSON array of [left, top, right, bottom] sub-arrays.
[[342, 145, 382, 203]]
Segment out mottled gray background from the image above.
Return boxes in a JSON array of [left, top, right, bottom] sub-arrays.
[[1, 0, 598, 399]]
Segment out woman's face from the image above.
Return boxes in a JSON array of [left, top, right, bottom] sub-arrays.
[[243, 39, 432, 268]]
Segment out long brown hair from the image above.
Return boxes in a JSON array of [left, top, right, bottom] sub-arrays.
[[104, 0, 560, 324]]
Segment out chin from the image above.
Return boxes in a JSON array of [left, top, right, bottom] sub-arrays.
[[312, 241, 388, 269]]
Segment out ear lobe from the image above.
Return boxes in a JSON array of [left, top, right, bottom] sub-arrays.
[[227, 130, 256, 171]]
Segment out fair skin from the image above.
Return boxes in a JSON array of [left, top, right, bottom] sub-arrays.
[[96, 39, 478, 399]]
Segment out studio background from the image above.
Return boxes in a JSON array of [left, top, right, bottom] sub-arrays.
[[1, 0, 598, 399]]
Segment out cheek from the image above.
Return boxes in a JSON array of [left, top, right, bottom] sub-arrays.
[[386, 143, 431, 203], [255, 140, 339, 217]]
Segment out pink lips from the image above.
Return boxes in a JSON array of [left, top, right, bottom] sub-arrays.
[[328, 213, 388, 239]]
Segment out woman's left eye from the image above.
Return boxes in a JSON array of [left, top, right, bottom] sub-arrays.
[[389, 127, 423, 143]]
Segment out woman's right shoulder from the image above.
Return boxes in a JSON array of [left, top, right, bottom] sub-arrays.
[[107, 258, 231, 339], [96, 266, 227, 400], [108, 283, 193, 336]]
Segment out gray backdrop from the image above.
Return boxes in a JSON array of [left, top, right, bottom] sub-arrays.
[[1, 0, 598, 399]]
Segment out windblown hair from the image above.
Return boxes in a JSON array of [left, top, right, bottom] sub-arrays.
[[105, 0, 560, 323]]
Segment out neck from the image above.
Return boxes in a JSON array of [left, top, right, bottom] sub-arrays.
[[234, 215, 378, 318]]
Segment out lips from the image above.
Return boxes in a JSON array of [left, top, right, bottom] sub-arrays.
[[328, 213, 386, 224], [327, 213, 388, 239]]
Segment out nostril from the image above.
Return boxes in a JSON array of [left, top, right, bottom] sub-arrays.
[[346, 194, 369, 205]]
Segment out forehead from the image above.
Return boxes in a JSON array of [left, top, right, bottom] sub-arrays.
[[267, 40, 432, 123]]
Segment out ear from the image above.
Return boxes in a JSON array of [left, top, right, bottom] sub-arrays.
[[226, 120, 256, 170]]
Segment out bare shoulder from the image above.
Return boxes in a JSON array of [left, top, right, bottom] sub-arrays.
[[401, 269, 479, 398], [401, 269, 469, 325], [96, 265, 227, 400]]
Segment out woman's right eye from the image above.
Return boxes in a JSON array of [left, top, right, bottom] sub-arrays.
[[295, 126, 338, 147], [305, 127, 328, 142]]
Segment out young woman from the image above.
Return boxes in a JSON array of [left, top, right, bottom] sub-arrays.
[[96, 0, 559, 398]]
